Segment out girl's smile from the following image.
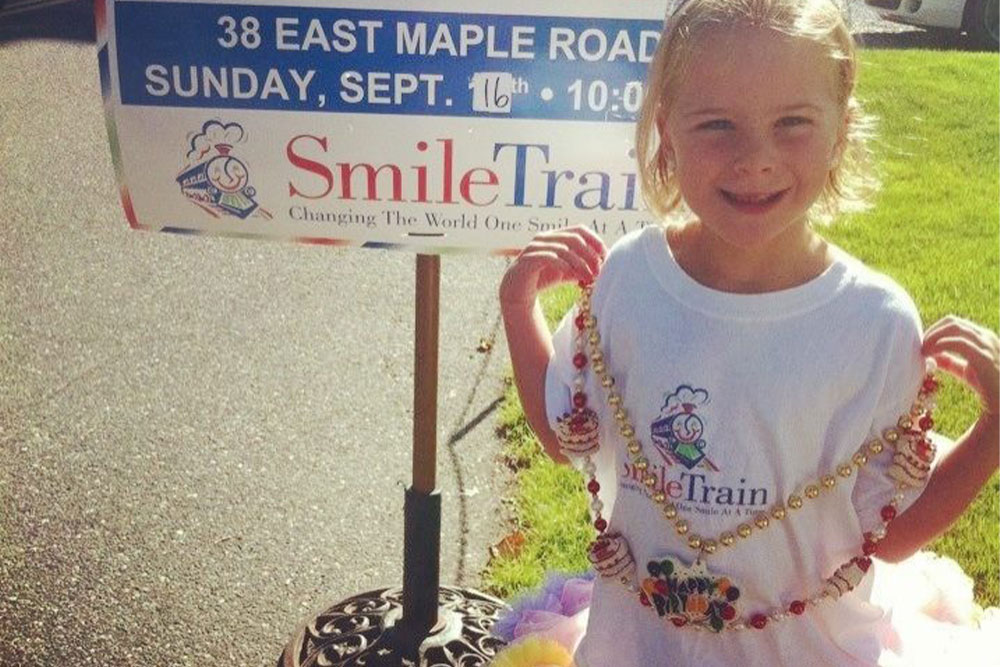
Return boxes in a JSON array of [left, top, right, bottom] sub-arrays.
[[719, 188, 790, 214], [660, 25, 847, 278]]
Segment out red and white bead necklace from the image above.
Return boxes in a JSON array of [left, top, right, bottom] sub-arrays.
[[555, 282, 940, 633]]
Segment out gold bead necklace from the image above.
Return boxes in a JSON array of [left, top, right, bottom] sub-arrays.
[[555, 283, 940, 632]]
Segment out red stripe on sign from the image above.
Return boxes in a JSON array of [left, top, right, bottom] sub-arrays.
[[120, 186, 139, 228], [94, 0, 106, 42], [295, 237, 352, 247]]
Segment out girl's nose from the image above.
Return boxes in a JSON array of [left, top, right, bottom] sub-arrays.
[[733, 136, 776, 175]]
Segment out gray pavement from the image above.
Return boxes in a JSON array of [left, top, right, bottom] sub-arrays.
[[1, 35, 513, 667]]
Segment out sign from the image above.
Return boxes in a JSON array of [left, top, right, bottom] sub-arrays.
[[97, 0, 669, 253]]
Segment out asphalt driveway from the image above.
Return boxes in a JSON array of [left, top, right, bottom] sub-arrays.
[[1, 29, 512, 667]]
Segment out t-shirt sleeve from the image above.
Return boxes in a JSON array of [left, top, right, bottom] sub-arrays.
[[850, 298, 932, 533], [544, 306, 579, 431]]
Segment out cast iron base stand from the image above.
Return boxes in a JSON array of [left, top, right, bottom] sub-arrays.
[[277, 488, 509, 667], [278, 255, 510, 666]]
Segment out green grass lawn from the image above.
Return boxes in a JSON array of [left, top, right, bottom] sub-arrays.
[[484, 49, 1000, 608]]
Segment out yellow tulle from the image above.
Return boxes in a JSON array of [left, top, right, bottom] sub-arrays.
[[491, 637, 574, 667]]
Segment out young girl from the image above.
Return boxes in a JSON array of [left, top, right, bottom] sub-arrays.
[[494, 0, 999, 665]]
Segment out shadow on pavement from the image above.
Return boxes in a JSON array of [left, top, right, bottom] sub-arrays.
[[0, 0, 95, 43]]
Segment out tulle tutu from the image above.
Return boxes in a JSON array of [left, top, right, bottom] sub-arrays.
[[491, 552, 997, 666], [491, 638, 575, 667], [871, 552, 1000, 666], [492, 571, 593, 666]]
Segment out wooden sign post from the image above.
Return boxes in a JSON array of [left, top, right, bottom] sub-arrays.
[[276, 255, 509, 667], [404, 253, 443, 638]]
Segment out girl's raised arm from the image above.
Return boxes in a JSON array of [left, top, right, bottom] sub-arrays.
[[499, 227, 606, 464], [876, 316, 999, 562]]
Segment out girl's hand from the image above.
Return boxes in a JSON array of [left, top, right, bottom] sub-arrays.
[[922, 315, 1000, 419], [500, 226, 607, 308]]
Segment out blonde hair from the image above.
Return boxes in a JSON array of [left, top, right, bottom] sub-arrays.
[[635, 0, 877, 223]]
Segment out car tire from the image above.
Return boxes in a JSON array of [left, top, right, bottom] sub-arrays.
[[963, 0, 1000, 49]]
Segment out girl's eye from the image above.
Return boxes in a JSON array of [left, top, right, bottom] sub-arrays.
[[696, 119, 733, 131], [778, 116, 812, 127]]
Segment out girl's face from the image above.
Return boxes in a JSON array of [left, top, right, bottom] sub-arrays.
[[661, 26, 846, 251]]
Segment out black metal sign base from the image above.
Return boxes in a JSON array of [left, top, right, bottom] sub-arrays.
[[277, 586, 509, 667], [278, 257, 512, 667]]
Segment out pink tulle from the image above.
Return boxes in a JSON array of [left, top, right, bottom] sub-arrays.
[[872, 552, 998, 666], [494, 573, 594, 656], [512, 607, 591, 653], [557, 578, 594, 616], [496, 551, 997, 665]]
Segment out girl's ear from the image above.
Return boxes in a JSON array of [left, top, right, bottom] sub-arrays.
[[828, 146, 841, 169], [657, 113, 677, 171], [656, 111, 672, 151], [664, 149, 677, 172], [829, 111, 849, 169]]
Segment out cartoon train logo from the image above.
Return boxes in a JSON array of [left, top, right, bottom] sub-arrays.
[[650, 385, 717, 470], [176, 120, 270, 220]]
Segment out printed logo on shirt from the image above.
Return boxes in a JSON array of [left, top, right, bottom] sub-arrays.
[[620, 384, 770, 516], [650, 385, 718, 471]]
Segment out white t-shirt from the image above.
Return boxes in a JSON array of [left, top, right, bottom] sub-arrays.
[[544, 225, 928, 667]]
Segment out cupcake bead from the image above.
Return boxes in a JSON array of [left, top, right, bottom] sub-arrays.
[[555, 408, 601, 456], [588, 532, 636, 581]]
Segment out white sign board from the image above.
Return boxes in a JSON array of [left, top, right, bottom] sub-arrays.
[[97, 0, 668, 253]]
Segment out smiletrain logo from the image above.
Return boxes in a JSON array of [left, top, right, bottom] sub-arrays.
[[284, 136, 643, 212], [651, 385, 717, 470], [621, 385, 770, 512], [177, 120, 272, 220]]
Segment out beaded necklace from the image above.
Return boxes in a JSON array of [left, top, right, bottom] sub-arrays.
[[555, 282, 939, 633]]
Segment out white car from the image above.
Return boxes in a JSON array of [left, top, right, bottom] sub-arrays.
[[864, 0, 998, 48]]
